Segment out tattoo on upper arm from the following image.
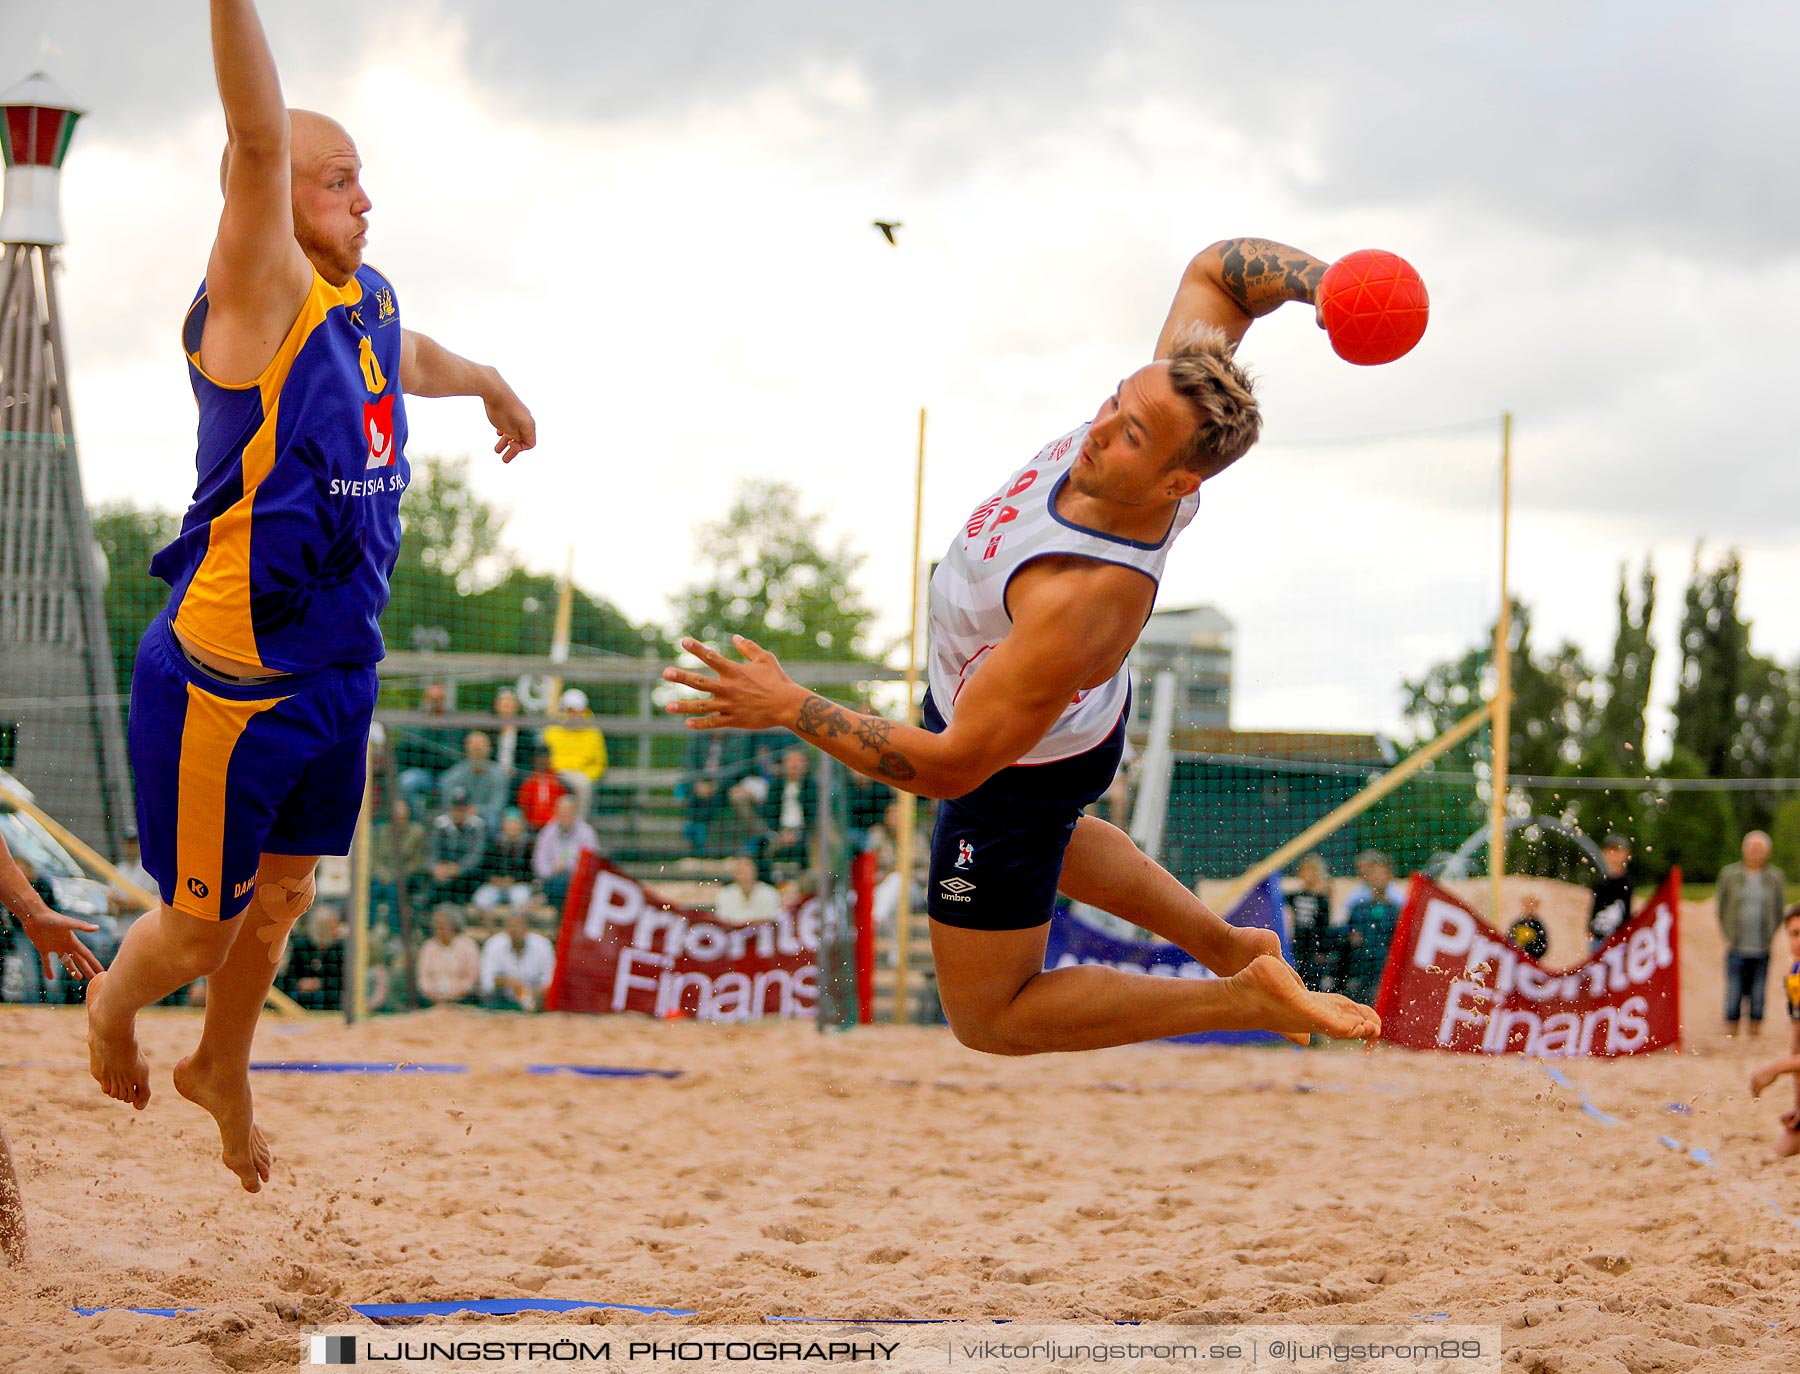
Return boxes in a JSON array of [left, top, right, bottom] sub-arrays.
[[1217, 239, 1324, 316]]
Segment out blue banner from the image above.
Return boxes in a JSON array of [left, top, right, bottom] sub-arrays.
[[1043, 874, 1293, 1046]]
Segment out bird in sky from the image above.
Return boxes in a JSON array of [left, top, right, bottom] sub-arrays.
[[873, 220, 902, 246]]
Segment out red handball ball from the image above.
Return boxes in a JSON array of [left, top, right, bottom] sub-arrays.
[[1317, 249, 1429, 366]]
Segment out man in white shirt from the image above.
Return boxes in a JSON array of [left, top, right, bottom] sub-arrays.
[[480, 910, 555, 1012], [715, 854, 781, 925], [532, 794, 598, 909]]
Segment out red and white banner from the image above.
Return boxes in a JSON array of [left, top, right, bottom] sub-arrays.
[[546, 853, 819, 1022], [1374, 870, 1681, 1057]]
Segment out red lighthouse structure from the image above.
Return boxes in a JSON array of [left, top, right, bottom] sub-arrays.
[[0, 72, 132, 856]]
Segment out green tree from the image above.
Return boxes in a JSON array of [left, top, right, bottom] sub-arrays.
[[91, 501, 182, 705], [1670, 548, 1793, 834], [1671, 548, 1750, 778], [1569, 561, 1657, 849], [1644, 746, 1736, 882], [675, 479, 877, 673], [1401, 598, 1594, 775]]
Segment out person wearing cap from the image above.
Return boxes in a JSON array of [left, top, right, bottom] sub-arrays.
[[1588, 834, 1633, 952], [543, 688, 607, 818], [427, 787, 488, 906]]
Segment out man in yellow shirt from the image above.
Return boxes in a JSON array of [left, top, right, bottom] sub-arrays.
[[543, 689, 607, 817]]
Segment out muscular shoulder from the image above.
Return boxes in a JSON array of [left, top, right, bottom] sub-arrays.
[[1006, 555, 1156, 630]]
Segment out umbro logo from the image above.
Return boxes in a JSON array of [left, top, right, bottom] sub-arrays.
[[938, 876, 975, 903]]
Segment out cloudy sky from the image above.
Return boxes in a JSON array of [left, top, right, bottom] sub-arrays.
[[5, 0, 1796, 745]]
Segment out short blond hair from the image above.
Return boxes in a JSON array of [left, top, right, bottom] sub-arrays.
[[1165, 324, 1261, 478]]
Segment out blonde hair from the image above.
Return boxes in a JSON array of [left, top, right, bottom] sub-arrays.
[[1164, 323, 1261, 478]]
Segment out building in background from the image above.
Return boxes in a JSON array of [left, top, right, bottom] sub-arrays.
[[0, 73, 131, 854], [1129, 604, 1233, 733]]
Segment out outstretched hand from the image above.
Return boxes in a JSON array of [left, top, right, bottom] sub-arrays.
[[662, 636, 805, 732], [18, 906, 103, 981], [484, 378, 536, 464]]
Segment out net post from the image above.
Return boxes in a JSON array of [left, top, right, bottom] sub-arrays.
[[892, 406, 926, 1025], [1489, 411, 1514, 920]]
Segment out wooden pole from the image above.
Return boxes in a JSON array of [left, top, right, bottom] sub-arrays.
[[1489, 412, 1514, 921], [546, 546, 575, 709], [1226, 701, 1496, 901], [345, 738, 375, 1022], [892, 407, 926, 1026], [0, 776, 306, 1017]]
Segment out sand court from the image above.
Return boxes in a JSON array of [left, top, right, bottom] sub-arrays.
[[5, 898, 1799, 1374]]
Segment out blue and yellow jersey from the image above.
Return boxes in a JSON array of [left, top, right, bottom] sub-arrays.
[[150, 264, 410, 672], [1786, 959, 1800, 1023]]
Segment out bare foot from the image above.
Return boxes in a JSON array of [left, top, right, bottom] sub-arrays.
[[1228, 955, 1381, 1043], [86, 972, 152, 1110], [173, 1054, 272, 1193], [1205, 923, 1284, 979]]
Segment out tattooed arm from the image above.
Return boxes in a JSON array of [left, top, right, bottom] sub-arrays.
[[663, 562, 1142, 800], [1153, 238, 1328, 358]]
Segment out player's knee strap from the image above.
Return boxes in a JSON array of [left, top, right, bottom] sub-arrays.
[[252, 874, 316, 926]]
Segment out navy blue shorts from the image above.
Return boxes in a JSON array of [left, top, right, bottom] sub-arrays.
[[923, 692, 1126, 931], [128, 614, 378, 920]]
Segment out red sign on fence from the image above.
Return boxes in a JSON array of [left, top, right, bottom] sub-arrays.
[[546, 853, 819, 1022], [1374, 871, 1682, 1057]]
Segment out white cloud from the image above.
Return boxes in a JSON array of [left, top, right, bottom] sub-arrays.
[[10, 0, 1798, 748]]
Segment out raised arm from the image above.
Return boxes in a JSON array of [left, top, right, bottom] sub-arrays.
[[1154, 238, 1329, 358], [662, 560, 1147, 800], [399, 329, 537, 463], [202, 0, 312, 381]]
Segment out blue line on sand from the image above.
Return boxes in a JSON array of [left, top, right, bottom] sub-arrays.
[[75, 1299, 697, 1321], [526, 1066, 684, 1080], [249, 1062, 467, 1074]]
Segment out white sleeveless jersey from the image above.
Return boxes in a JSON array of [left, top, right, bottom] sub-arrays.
[[927, 422, 1201, 764]]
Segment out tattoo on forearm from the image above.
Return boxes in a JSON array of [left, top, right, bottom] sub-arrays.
[[1217, 238, 1324, 316], [796, 694, 918, 782], [796, 694, 854, 740]]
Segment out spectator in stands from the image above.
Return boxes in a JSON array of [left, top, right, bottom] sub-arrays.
[[1341, 857, 1403, 1008], [845, 774, 894, 853], [474, 810, 536, 912], [395, 682, 460, 816], [516, 743, 568, 831], [279, 905, 346, 1011], [760, 746, 817, 874], [439, 731, 508, 831], [533, 793, 598, 909], [492, 686, 537, 785], [480, 909, 556, 1012], [427, 788, 489, 906], [715, 853, 781, 925], [726, 731, 792, 836], [679, 730, 756, 855], [112, 825, 155, 901], [371, 797, 429, 933], [544, 688, 607, 816], [1344, 849, 1409, 910], [1588, 834, 1633, 952], [415, 905, 482, 1006], [1720, 830, 1790, 1038], [1285, 852, 1340, 994]]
